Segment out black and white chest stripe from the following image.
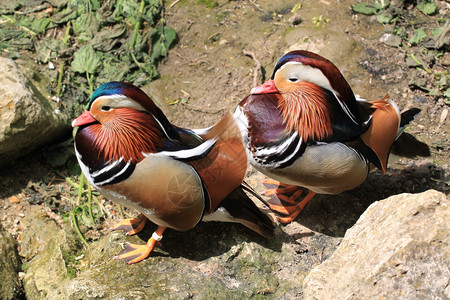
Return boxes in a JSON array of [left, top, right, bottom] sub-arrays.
[[74, 148, 135, 187], [251, 132, 306, 169], [234, 106, 306, 170]]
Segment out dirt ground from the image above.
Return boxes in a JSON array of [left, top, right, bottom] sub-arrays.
[[0, 0, 448, 260]]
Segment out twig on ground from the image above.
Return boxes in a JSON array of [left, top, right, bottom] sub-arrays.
[[243, 50, 263, 87], [248, 0, 267, 14], [169, 0, 181, 9], [187, 20, 195, 30]]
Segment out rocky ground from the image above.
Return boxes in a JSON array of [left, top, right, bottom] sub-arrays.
[[0, 0, 449, 299]]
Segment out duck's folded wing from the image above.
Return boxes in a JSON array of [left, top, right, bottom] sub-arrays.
[[237, 93, 307, 169]]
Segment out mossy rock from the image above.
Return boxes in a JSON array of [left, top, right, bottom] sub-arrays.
[[0, 224, 23, 299]]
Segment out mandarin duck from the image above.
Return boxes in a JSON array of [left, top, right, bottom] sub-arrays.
[[72, 82, 274, 264], [234, 50, 430, 223]]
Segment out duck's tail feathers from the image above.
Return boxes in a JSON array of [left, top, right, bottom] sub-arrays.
[[391, 132, 431, 158], [218, 185, 275, 239], [391, 108, 430, 158], [396, 108, 421, 139]]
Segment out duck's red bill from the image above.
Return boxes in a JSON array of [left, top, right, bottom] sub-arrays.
[[72, 111, 96, 127], [251, 79, 279, 94]]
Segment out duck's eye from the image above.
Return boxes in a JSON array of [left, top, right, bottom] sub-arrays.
[[101, 106, 111, 111], [288, 77, 298, 82]]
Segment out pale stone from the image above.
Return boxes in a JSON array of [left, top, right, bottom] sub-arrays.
[[303, 190, 450, 300], [22, 223, 81, 299], [0, 57, 70, 168]]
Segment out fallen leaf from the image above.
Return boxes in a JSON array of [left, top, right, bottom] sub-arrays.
[[9, 196, 20, 203]]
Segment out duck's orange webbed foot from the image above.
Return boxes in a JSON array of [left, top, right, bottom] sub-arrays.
[[261, 179, 316, 223], [114, 226, 166, 264], [276, 191, 316, 223], [262, 179, 301, 202], [111, 213, 147, 236], [262, 179, 304, 213]]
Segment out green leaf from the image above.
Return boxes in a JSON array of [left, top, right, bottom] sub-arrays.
[[352, 3, 378, 15], [409, 29, 428, 45], [291, 2, 302, 13], [73, 206, 84, 214], [90, 24, 126, 51], [150, 26, 177, 62], [164, 27, 177, 48], [48, 152, 69, 168], [432, 27, 443, 37], [376, 13, 393, 24], [417, 1, 437, 15], [144, 0, 162, 26], [87, 0, 101, 11], [72, 13, 100, 41], [35, 38, 67, 63], [167, 98, 187, 105], [31, 18, 52, 34], [66, 157, 81, 176], [96, 55, 131, 84], [444, 88, 450, 102], [437, 75, 447, 90], [52, 6, 79, 24], [71, 45, 101, 75]]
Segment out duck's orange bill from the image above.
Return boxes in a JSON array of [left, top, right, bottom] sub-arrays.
[[251, 79, 279, 94], [72, 111, 97, 127]]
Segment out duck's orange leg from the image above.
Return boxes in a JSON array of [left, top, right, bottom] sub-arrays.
[[111, 213, 148, 236], [262, 179, 305, 214], [114, 226, 166, 264], [277, 191, 316, 224], [262, 179, 300, 202]]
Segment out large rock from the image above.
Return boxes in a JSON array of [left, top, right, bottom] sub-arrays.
[[0, 57, 70, 168], [21, 207, 81, 299], [0, 223, 23, 299], [19, 205, 340, 299], [19, 206, 65, 260], [303, 190, 450, 299]]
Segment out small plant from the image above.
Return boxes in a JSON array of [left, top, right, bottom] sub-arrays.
[[417, 0, 438, 15], [312, 15, 329, 28], [198, 0, 217, 8], [291, 2, 302, 13], [351, 0, 389, 16], [21, 263, 29, 271], [0, 0, 177, 117], [71, 45, 101, 93], [62, 250, 81, 279], [65, 173, 105, 247], [351, 0, 448, 100]]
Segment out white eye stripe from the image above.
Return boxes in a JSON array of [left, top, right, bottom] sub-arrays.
[[275, 61, 359, 125], [277, 62, 338, 95], [93, 95, 147, 111]]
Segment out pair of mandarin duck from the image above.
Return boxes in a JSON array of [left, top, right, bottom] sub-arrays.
[[72, 50, 430, 263]]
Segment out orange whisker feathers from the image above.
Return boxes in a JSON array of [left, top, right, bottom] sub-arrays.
[[278, 82, 333, 142], [89, 109, 163, 163]]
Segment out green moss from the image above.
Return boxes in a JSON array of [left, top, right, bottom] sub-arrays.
[[283, 26, 296, 36], [215, 13, 224, 22], [21, 263, 29, 271], [198, 0, 217, 8], [61, 250, 80, 279]]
